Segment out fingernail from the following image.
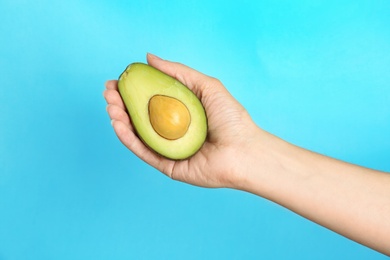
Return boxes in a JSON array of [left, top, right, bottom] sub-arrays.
[[147, 53, 162, 60], [111, 119, 115, 126]]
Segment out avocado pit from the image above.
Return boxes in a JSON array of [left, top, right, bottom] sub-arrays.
[[148, 95, 191, 140]]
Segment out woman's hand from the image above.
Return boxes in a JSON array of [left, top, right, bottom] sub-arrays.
[[104, 54, 390, 255], [104, 53, 259, 188]]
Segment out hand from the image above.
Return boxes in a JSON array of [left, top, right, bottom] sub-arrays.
[[104, 54, 390, 255], [104, 54, 259, 188]]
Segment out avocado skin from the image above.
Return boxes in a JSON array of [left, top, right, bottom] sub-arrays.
[[118, 63, 208, 160]]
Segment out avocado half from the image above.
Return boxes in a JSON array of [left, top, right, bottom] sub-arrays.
[[118, 63, 208, 160]]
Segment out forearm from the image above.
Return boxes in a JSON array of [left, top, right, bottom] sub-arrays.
[[239, 128, 390, 255]]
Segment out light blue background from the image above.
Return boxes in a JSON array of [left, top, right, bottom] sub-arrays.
[[1, 0, 389, 259]]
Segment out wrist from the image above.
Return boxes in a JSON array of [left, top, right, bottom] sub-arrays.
[[234, 126, 301, 199]]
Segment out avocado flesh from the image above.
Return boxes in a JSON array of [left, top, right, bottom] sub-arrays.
[[118, 63, 208, 160]]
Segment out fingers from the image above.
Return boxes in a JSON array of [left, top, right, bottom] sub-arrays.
[[103, 81, 126, 110], [111, 120, 139, 151], [103, 79, 176, 178], [103, 80, 131, 126], [146, 53, 208, 95], [104, 83, 150, 163], [104, 90, 126, 110], [106, 104, 131, 126], [111, 119, 152, 161], [105, 80, 118, 90], [111, 119, 176, 178]]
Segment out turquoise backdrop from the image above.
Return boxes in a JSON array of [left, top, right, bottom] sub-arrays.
[[1, 0, 389, 259]]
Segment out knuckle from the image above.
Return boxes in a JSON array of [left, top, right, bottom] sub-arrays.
[[209, 77, 222, 86]]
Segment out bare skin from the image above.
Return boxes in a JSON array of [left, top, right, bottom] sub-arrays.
[[104, 53, 390, 256]]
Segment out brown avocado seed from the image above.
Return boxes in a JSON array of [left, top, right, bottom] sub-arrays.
[[148, 95, 191, 140]]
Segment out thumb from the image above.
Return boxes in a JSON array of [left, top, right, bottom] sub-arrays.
[[146, 53, 208, 95]]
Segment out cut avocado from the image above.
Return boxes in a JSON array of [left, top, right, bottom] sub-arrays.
[[118, 63, 208, 160]]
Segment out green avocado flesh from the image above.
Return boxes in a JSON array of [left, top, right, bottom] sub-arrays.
[[118, 63, 208, 160]]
